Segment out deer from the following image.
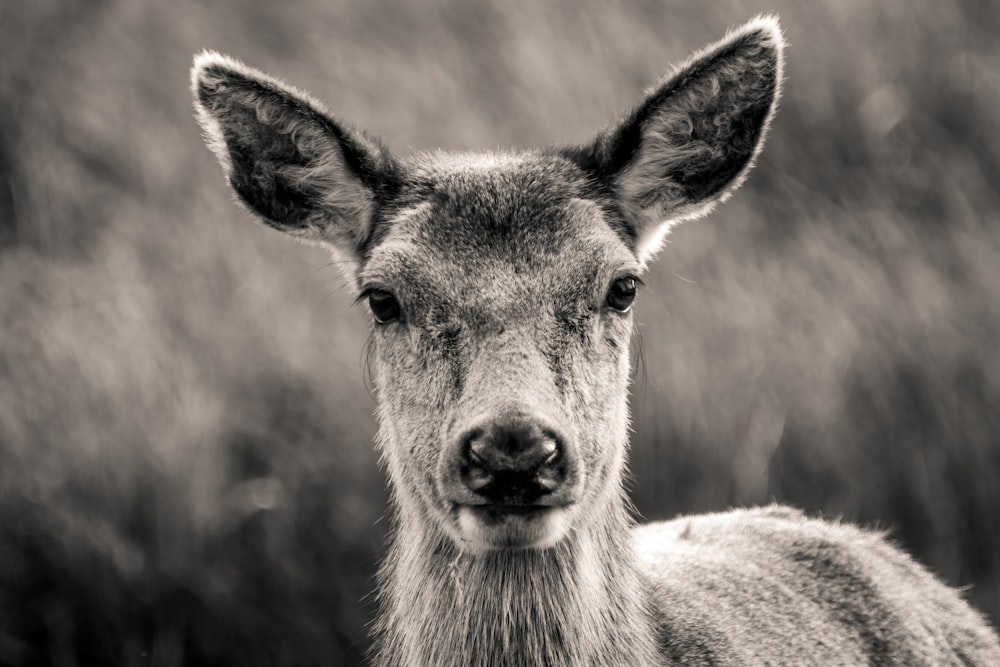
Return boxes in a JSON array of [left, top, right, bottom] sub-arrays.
[[191, 16, 1000, 666]]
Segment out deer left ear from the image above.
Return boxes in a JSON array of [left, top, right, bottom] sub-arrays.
[[191, 52, 401, 279], [566, 16, 784, 264]]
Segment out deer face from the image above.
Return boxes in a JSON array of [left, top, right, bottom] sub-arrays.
[[362, 154, 639, 550], [191, 17, 782, 552]]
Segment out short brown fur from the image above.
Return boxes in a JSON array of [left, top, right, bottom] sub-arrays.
[[192, 16, 1000, 666]]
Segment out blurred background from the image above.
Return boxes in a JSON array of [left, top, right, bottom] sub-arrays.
[[2, 0, 998, 664]]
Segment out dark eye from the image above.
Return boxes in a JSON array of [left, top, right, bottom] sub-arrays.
[[368, 289, 401, 323], [606, 276, 638, 312]]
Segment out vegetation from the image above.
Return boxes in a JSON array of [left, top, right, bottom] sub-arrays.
[[1, 1, 998, 663]]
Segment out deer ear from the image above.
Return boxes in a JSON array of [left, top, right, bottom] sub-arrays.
[[191, 52, 399, 269], [566, 16, 784, 264]]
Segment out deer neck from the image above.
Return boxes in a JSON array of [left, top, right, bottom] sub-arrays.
[[373, 494, 661, 667]]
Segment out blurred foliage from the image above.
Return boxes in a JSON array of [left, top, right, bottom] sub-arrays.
[[1, 0, 999, 664]]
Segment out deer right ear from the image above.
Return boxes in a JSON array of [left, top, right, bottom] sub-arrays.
[[565, 16, 784, 266], [191, 52, 399, 271]]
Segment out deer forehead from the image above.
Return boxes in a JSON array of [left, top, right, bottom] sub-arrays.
[[361, 154, 638, 324]]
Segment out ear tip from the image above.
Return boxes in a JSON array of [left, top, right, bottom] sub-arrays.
[[737, 14, 786, 54], [191, 49, 243, 73], [190, 50, 239, 95]]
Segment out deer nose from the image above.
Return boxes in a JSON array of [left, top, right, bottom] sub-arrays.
[[458, 415, 568, 505]]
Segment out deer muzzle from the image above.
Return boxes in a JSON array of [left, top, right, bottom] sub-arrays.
[[440, 405, 580, 551]]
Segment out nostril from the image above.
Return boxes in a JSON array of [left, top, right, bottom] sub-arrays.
[[462, 433, 494, 493], [534, 469, 561, 493], [464, 465, 493, 492], [468, 437, 489, 464], [534, 437, 565, 493], [539, 437, 557, 460]]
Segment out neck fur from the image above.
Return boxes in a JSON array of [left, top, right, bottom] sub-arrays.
[[372, 496, 661, 666]]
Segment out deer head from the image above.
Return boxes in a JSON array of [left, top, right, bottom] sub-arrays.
[[191, 17, 783, 555]]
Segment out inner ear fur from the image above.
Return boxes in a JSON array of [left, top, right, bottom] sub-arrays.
[[191, 52, 400, 257], [565, 16, 785, 263]]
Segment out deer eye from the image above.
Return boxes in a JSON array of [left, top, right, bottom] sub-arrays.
[[606, 276, 638, 312], [368, 289, 401, 323]]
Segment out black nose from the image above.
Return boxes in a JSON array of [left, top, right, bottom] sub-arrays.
[[459, 415, 568, 505]]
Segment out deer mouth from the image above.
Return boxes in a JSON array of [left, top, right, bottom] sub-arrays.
[[454, 503, 572, 551], [467, 503, 551, 522]]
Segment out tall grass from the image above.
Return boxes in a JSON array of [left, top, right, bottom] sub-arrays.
[[2, 1, 998, 663]]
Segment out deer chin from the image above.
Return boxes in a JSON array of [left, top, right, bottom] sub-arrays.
[[453, 504, 572, 553]]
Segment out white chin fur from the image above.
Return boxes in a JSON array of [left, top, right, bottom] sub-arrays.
[[456, 506, 571, 553]]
